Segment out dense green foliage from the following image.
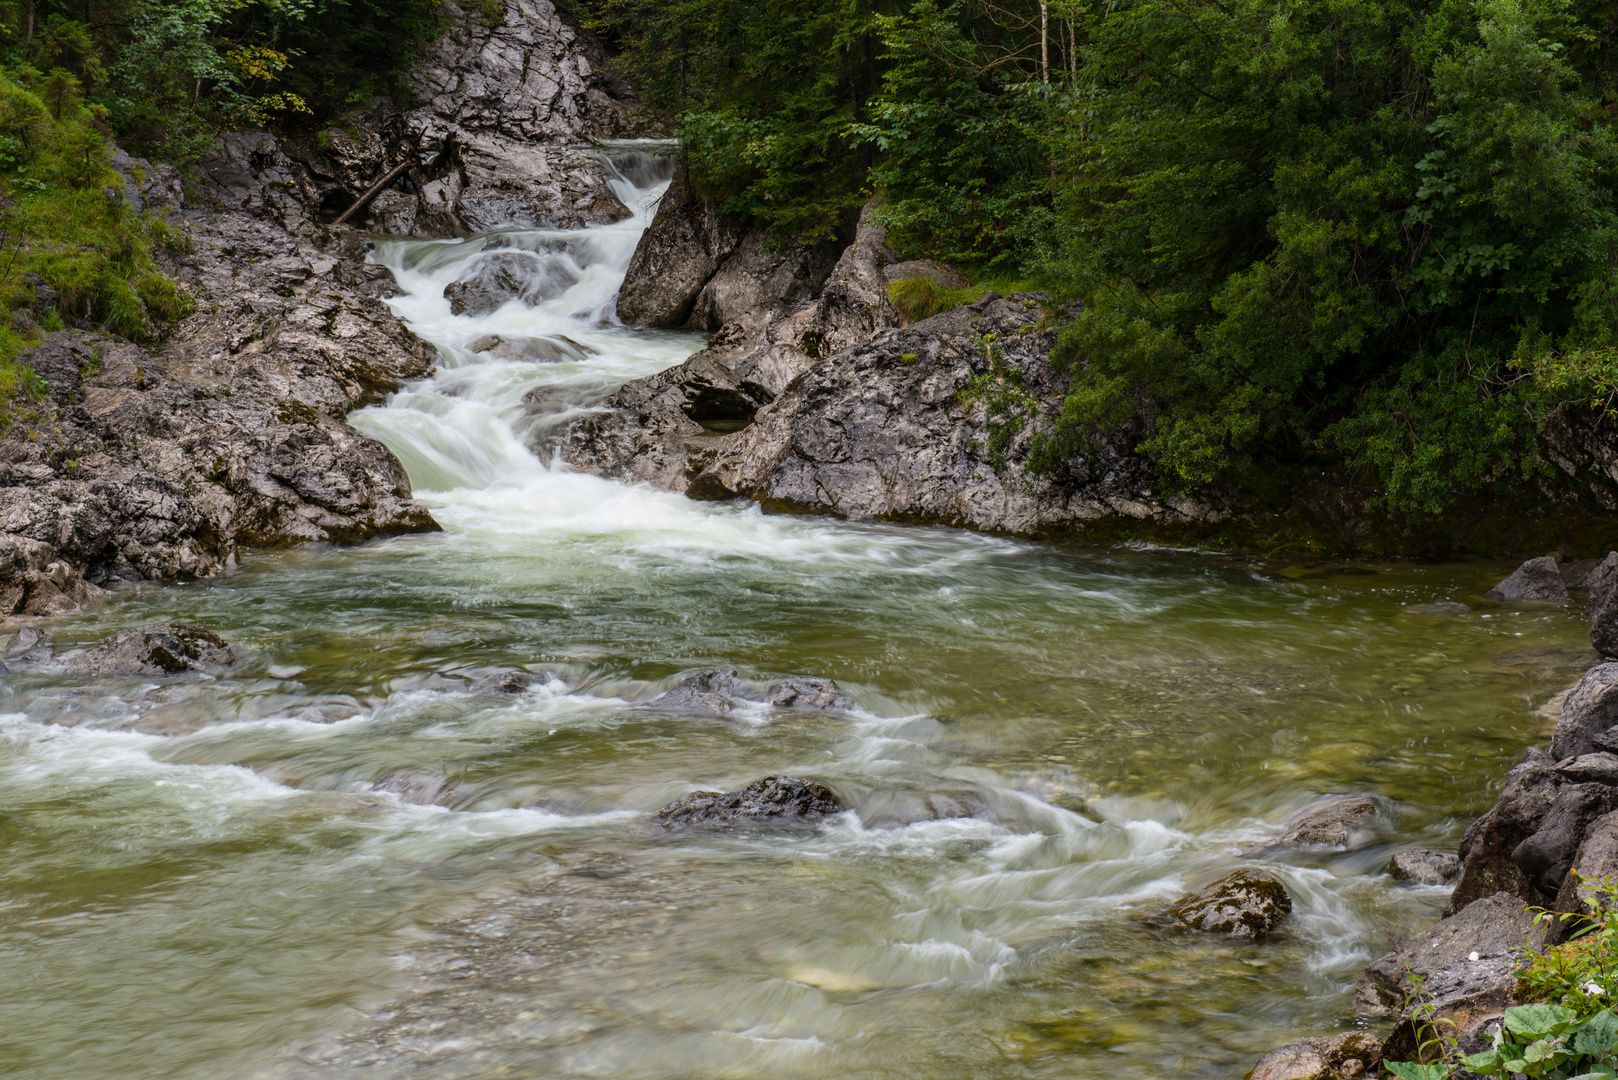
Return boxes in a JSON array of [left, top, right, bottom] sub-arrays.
[[586, 0, 1618, 519]]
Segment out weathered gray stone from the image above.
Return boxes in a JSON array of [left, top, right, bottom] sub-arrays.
[[654, 775, 843, 829], [643, 668, 762, 716], [768, 677, 854, 711], [1590, 553, 1618, 657], [1551, 808, 1618, 934], [616, 171, 742, 327], [1357, 891, 1544, 1060], [1388, 849, 1461, 885], [1276, 796, 1381, 848], [467, 333, 592, 363], [1249, 1032, 1382, 1080], [1553, 662, 1618, 760], [883, 259, 966, 290], [64, 623, 232, 676], [1487, 556, 1572, 602], [1167, 869, 1292, 937], [3, 626, 51, 658]]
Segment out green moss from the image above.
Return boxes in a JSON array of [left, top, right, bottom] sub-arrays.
[[887, 275, 1034, 324]]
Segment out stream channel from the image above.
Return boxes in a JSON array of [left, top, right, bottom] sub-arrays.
[[0, 145, 1601, 1080]]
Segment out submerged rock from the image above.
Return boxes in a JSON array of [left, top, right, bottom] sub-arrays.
[[1167, 869, 1292, 937], [3, 626, 52, 661], [768, 677, 854, 711], [1250, 1032, 1382, 1080], [64, 623, 232, 676], [443, 252, 550, 316], [467, 334, 593, 364], [1487, 556, 1572, 602], [1357, 890, 1544, 1059], [1388, 848, 1460, 885], [643, 668, 760, 716], [654, 775, 843, 829], [643, 669, 855, 716], [371, 769, 463, 809], [1275, 796, 1380, 848]]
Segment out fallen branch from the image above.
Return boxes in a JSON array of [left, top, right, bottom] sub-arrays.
[[333, 159, 418, 227]]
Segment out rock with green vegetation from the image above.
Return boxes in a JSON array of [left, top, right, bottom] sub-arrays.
[[63, 622, 232, 677], [1488, 556, 1573, 602], [1551, 809, 1618, 929], [1166, 869, 1292, 937], [1357, 890, 1545, 1059]]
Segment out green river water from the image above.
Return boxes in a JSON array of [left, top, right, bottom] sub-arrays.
[[0, 147, 1597, 1080]]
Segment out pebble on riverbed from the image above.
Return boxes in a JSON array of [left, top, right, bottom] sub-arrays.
[[1167, 869, 1293, 938]]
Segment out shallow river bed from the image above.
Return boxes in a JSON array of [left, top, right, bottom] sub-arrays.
[[0, 147, 1596, 1080]]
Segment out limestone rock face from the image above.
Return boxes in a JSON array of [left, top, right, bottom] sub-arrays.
[[654, 776, 844, 829], [1166, 869, 1292, 937], [615, 174, 743, 327], [64, 623, 232, 676], [1357, 891, 1544, 1060], [1488, 556, 1573, 602]]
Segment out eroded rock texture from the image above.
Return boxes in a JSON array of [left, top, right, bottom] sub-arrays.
[[1166, 869, 1293, 937], [654, 776, 844, 829]]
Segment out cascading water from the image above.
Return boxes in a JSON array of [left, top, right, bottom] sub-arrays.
[[0, 141, 1593, 1080]]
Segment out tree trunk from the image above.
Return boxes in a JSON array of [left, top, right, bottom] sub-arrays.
[[1040, 1, 1050, 83], [26, 0, 34, 39]]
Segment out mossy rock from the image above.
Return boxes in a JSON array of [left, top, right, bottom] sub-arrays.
[[1168, 869, 1293, 938]]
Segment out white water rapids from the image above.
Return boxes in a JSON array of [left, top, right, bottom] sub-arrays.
[[0, 142, 1591, 1080]]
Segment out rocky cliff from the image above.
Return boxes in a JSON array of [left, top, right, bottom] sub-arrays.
[[0, 0, 644, 617]]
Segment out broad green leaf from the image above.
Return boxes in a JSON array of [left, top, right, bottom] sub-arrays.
[[1570, 1068, 1618, 1080], [1575, 1010, 1618, 1055], [1507, 1004, 1580, 1038], [1383, 1061, 1454, 1080]]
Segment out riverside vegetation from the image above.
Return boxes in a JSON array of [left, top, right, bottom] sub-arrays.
[[581, 0, 1618, 531]]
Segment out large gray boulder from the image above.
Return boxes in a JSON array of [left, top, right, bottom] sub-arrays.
[[654, 776, 843, 829], [1356, 891, 1544, 1060], [1166, 869, 1292, 937], [1487, 556, 1572, 602], [64, 623, 232, 676], [1446, 752, 1618, 914], [1552, 662, 1618, 760]]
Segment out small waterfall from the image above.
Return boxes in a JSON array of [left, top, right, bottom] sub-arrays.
[[352, 140, 703, 492]]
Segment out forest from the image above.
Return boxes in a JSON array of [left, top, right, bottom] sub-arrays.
[[0, 0, 1615, 521]]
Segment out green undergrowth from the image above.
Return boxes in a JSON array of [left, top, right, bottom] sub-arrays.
[[0, 63, 194, 428], [887, 274, 1035, 324]]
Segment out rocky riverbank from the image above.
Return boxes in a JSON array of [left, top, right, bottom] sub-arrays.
[[0, 0, 646, 618], [1249, 554, 1618, 1079]]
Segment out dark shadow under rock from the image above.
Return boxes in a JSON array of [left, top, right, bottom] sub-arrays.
[[64, 623, 232, 676], [1388, 848, 1460, 885], [1488, 556, 1572, 602], [1167, 869, 1292, 937], [654, 775, 843, 830]]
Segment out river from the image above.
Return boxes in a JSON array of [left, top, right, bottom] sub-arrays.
[[0, 145, 1596, 1080]]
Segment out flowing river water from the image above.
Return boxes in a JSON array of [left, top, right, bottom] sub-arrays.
[[0, 146, 1601, 1080]]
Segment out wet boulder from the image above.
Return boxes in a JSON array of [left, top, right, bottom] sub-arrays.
[[1276, 796, 1380, 848], [1552, 662, 1618, 760], [1388, 848, 1461, 885], [654, 775, 843, 829], [1487, 556, 1572, 602], [371, 769, 463, 809], [643, 668, 762, 716], [1445, 751, 1618, 914], [767, 677, 854, 711], [442, 252, 551, 317], [1249, 1032, 1382, 1080], [64, 623, 232, 676], [1590, 553, 1618, 658], [4, 626, 52, 663], [1357, 891, 1544, 1059], [471, 670, 542, 694], [1167, 869, 1292, 937], [467, 334, 593, 364]]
